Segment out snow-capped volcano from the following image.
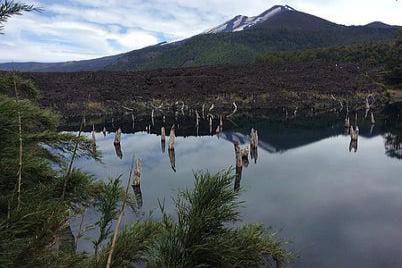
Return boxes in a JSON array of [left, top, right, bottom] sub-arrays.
[[204, 5, 296, 34]]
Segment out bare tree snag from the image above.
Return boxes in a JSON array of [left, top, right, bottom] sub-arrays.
[[114, 128, 122, 145], [227, 102, 238, 118]]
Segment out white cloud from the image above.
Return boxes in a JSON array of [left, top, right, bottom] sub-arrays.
[[0, 0, 401, 63]]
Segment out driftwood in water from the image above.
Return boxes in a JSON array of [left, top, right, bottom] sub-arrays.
[[114, 128, 122, 145]]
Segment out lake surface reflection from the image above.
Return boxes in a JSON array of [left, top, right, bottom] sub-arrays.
[[69, 113, 402, 268]]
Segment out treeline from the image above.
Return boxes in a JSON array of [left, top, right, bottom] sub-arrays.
[[106, 26, 399, 71]]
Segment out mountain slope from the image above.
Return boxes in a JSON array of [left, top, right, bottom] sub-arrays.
[[0, 5, 400, 72]]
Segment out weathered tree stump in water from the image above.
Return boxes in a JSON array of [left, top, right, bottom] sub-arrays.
[[114, 128, 122, 145], [132, 159, 142, 189], [350, 126, 359, 141]]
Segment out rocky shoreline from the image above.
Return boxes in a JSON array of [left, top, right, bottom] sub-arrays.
[[16, 60, 387, 119]]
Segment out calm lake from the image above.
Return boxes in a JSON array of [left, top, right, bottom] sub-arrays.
[[67, 111, 402, 268]]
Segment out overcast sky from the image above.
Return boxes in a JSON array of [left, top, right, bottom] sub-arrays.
[[0, 0, 401, 63]]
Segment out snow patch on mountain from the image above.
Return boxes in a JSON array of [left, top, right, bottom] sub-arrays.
[[204, 5, 296, 34]]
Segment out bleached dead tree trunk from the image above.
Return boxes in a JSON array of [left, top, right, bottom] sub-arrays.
[[132, 159, 142, 189], [113, 128, 123, 159], [114, 128, 122, 145], [227, 102, 238, 118]]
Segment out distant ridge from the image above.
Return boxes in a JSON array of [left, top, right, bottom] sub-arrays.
[[0, 5, 400, 72]]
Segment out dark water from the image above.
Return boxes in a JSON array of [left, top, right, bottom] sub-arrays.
[[69, 112, 402, 267]]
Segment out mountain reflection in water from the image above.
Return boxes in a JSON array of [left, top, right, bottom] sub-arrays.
[[66, 112, 402, 268]]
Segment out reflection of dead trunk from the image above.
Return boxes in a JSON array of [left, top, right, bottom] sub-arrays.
[[234, 142, 243, 192], [349, 139, 358, 152], [132, 186, 143, 209], [250, 128, 259, 164], [344, 117, 350, 129], [168, 148, 176, 172], [250, 128, 258, 149], [209, 116, 213, 134], [195, 110, 200, 127], [370, 124, 375, 135], [168, 125, 176, 172], [102, 126, 107, 136], [114, 143, 123, 159], [169, 125, 175, 150], [161, 127, 166, 153], [234, 165, 242, 192], [114, 128, 122, 145], [250, 146, 258, 164]]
